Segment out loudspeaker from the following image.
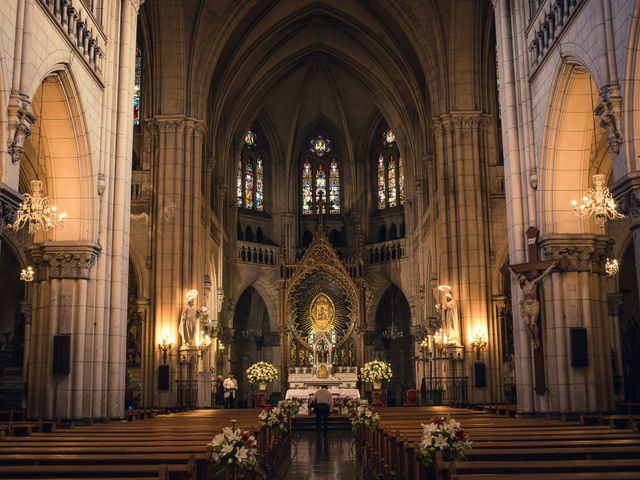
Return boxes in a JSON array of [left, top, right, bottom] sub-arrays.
[[53, 335, 71, 375], [158, 365, 170, 391], [474, 362, 487, 388], [571, 328, 588, 368]]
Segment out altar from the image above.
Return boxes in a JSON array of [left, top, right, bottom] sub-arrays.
[[285, 387, 360, 415]]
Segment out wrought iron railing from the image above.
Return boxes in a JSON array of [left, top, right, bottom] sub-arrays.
[[421, 376, 468, 405], [176, 380, 198, 409]]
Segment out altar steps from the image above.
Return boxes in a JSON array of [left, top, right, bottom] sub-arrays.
[[292, 415, 352, 431]]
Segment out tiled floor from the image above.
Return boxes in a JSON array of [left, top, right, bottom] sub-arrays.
[[282, 431, 358, 479]]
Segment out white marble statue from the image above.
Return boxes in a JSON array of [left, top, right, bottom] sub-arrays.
[[179, 289, 199, 347], [435, 285, 460, 344]]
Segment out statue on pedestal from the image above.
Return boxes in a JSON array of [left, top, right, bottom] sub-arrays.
[[435, 285, 460, 345], [179, 289, 199, 347]]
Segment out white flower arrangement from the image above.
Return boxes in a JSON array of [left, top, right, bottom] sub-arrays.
[[342, 398, 362, 415], [277, 398, 301, 418], [246, 361, 278, 384], [258, 406, 289, 431], [349, 405, 380, 432], [417, 416, 472, 467], [207, 426, 265, 477], [361, 360, 393, 383]]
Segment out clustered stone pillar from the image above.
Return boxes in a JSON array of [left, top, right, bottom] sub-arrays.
[[538, 235, 615, 413], [26, 242, 101, 419], [148, 117, 206, 407], [432, 113, 494, 403]]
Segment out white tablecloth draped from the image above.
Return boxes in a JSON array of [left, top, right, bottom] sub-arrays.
[[285, 388, 360, 400]]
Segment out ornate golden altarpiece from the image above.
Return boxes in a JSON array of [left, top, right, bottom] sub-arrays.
[[279, 228, 365, 387]]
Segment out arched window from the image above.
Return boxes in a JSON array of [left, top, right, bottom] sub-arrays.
[[133, 45, 142, 125], [375, 128, 405, 209], [301, 133, 341, 215], [236, 131, 266, 211]]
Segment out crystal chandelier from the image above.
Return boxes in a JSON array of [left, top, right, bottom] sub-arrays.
[[571, 174, 625, 227], [382, 322, 403, 340], [20, 266, 35, 282], [8, 180, 66, 234], [605, 258, 619, 276]]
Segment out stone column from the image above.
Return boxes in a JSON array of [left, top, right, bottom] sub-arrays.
[[612, 174, 640, 303], [0, 184, 22, 257], [27, 242, 100, 420], [149, 117, 206, 407], [607, 293, 624, 399], [539, 235, 614, 412]]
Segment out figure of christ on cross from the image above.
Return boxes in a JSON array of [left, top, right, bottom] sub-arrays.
[[501, 227, 568, 395]]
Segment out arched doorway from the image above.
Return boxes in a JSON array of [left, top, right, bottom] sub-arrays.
[[374, 285, 413, 405], [0, 243, 26, 408], [232, 287, 273, 406], [619, 244, 640, 400]]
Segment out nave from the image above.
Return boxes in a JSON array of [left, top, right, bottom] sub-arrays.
[[1, 404, 640, 479]]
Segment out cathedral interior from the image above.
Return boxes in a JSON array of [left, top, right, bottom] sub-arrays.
[[1, 0, 640, 424]]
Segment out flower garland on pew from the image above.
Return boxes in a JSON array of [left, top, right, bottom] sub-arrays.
[[417, 416, 473, 467], [258, 399, 302, 432], [207, 421, 265, 478]]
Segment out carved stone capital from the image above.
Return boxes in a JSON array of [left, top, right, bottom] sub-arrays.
[[607, 293, 623, 316], [539, 234, 613, 274], [0, 183, 23, 236], [30, 241, 101, 279]]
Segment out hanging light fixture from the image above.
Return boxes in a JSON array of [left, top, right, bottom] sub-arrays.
[[20, 266, 35, 282], [382, 290, 403, 340], [605, 258, 619, 276], [8, 180, 66, 234], [8, 84, 66, 235], [571, 174, 625, 227]]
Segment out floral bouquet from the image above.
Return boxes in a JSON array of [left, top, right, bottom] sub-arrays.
[[246, 361, 278, 384], [208, 426, 265, 477], [258, 406, 289, 431], [349, 405, 380, 432], [343, 398, 362, 415], [416, 416, 472, 467], [361, 360, 393, 383], [277, 398, 301, 418]]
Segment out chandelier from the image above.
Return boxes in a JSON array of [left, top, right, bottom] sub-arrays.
[[8, 180, 66, 234], [382, 322, 404, 340], [605, 258, 619, 276], [20, 266, 35, 282], [571, 174, 625, 227], [471, 331, 488, 358]]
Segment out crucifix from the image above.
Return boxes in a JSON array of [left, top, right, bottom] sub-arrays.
[[316, 190, 327, 230], [500, 227, 568, 395]]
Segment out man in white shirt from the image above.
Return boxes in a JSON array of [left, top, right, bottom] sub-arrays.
[[223, 373, 238, 408], [311, 385, 333, 434]]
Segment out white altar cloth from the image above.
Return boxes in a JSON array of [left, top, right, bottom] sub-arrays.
[[285, 388, 360, 401], [285, 388, 360, 414]]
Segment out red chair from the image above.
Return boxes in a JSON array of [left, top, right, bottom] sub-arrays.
[[403, 389, 418, 406]]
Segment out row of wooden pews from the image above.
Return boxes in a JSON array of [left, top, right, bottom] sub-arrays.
[[362, 406, 640, 479], [0, 409, 288, 479]]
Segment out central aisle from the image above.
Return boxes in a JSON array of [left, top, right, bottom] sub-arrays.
[[283, 431, 357, 479]]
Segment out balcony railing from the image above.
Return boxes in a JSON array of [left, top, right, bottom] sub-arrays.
[[364, 239, 406, 264], [237, 241, 278, 266]]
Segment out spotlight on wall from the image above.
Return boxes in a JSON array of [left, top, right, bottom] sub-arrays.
[[20, 266, 35, 282], [471, 331, 488, 359], [158, 329, 173, 364]]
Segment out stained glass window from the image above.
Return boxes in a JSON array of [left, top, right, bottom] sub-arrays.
[[310, 135, 332, 157], [244, 162, 254, 209], [388, 156, 397, 208], [377, 153, 386, 209], [244, 130, 257, 149], [329, 159, 340, 214], [398, 154, 405, 205], [236, 157, 243, 207], [133, 46, 142, 126], [255, 156, 264, 211], [302, 160, 313, 215], [315, 163, 327, 214], [383, 128, 395, 148]]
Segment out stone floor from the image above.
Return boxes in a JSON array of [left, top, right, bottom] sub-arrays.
[[282, 431, 358, 479]]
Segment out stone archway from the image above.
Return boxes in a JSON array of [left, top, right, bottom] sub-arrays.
[[374, 285, 413, 406]]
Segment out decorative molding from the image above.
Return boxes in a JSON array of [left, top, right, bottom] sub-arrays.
[[8, 107, 35, 164], [595, 94, 623, 154], [611, 172, 640, 227], [30, 241, 101, 279], [539, 234, 613, 274]]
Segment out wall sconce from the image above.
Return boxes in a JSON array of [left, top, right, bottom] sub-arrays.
[[433, 329, 446, 353], [158, 330, 173, 364], [197, 334, 212, 356], [20, 266, 35, 282], [471, 332, 488, 359]]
